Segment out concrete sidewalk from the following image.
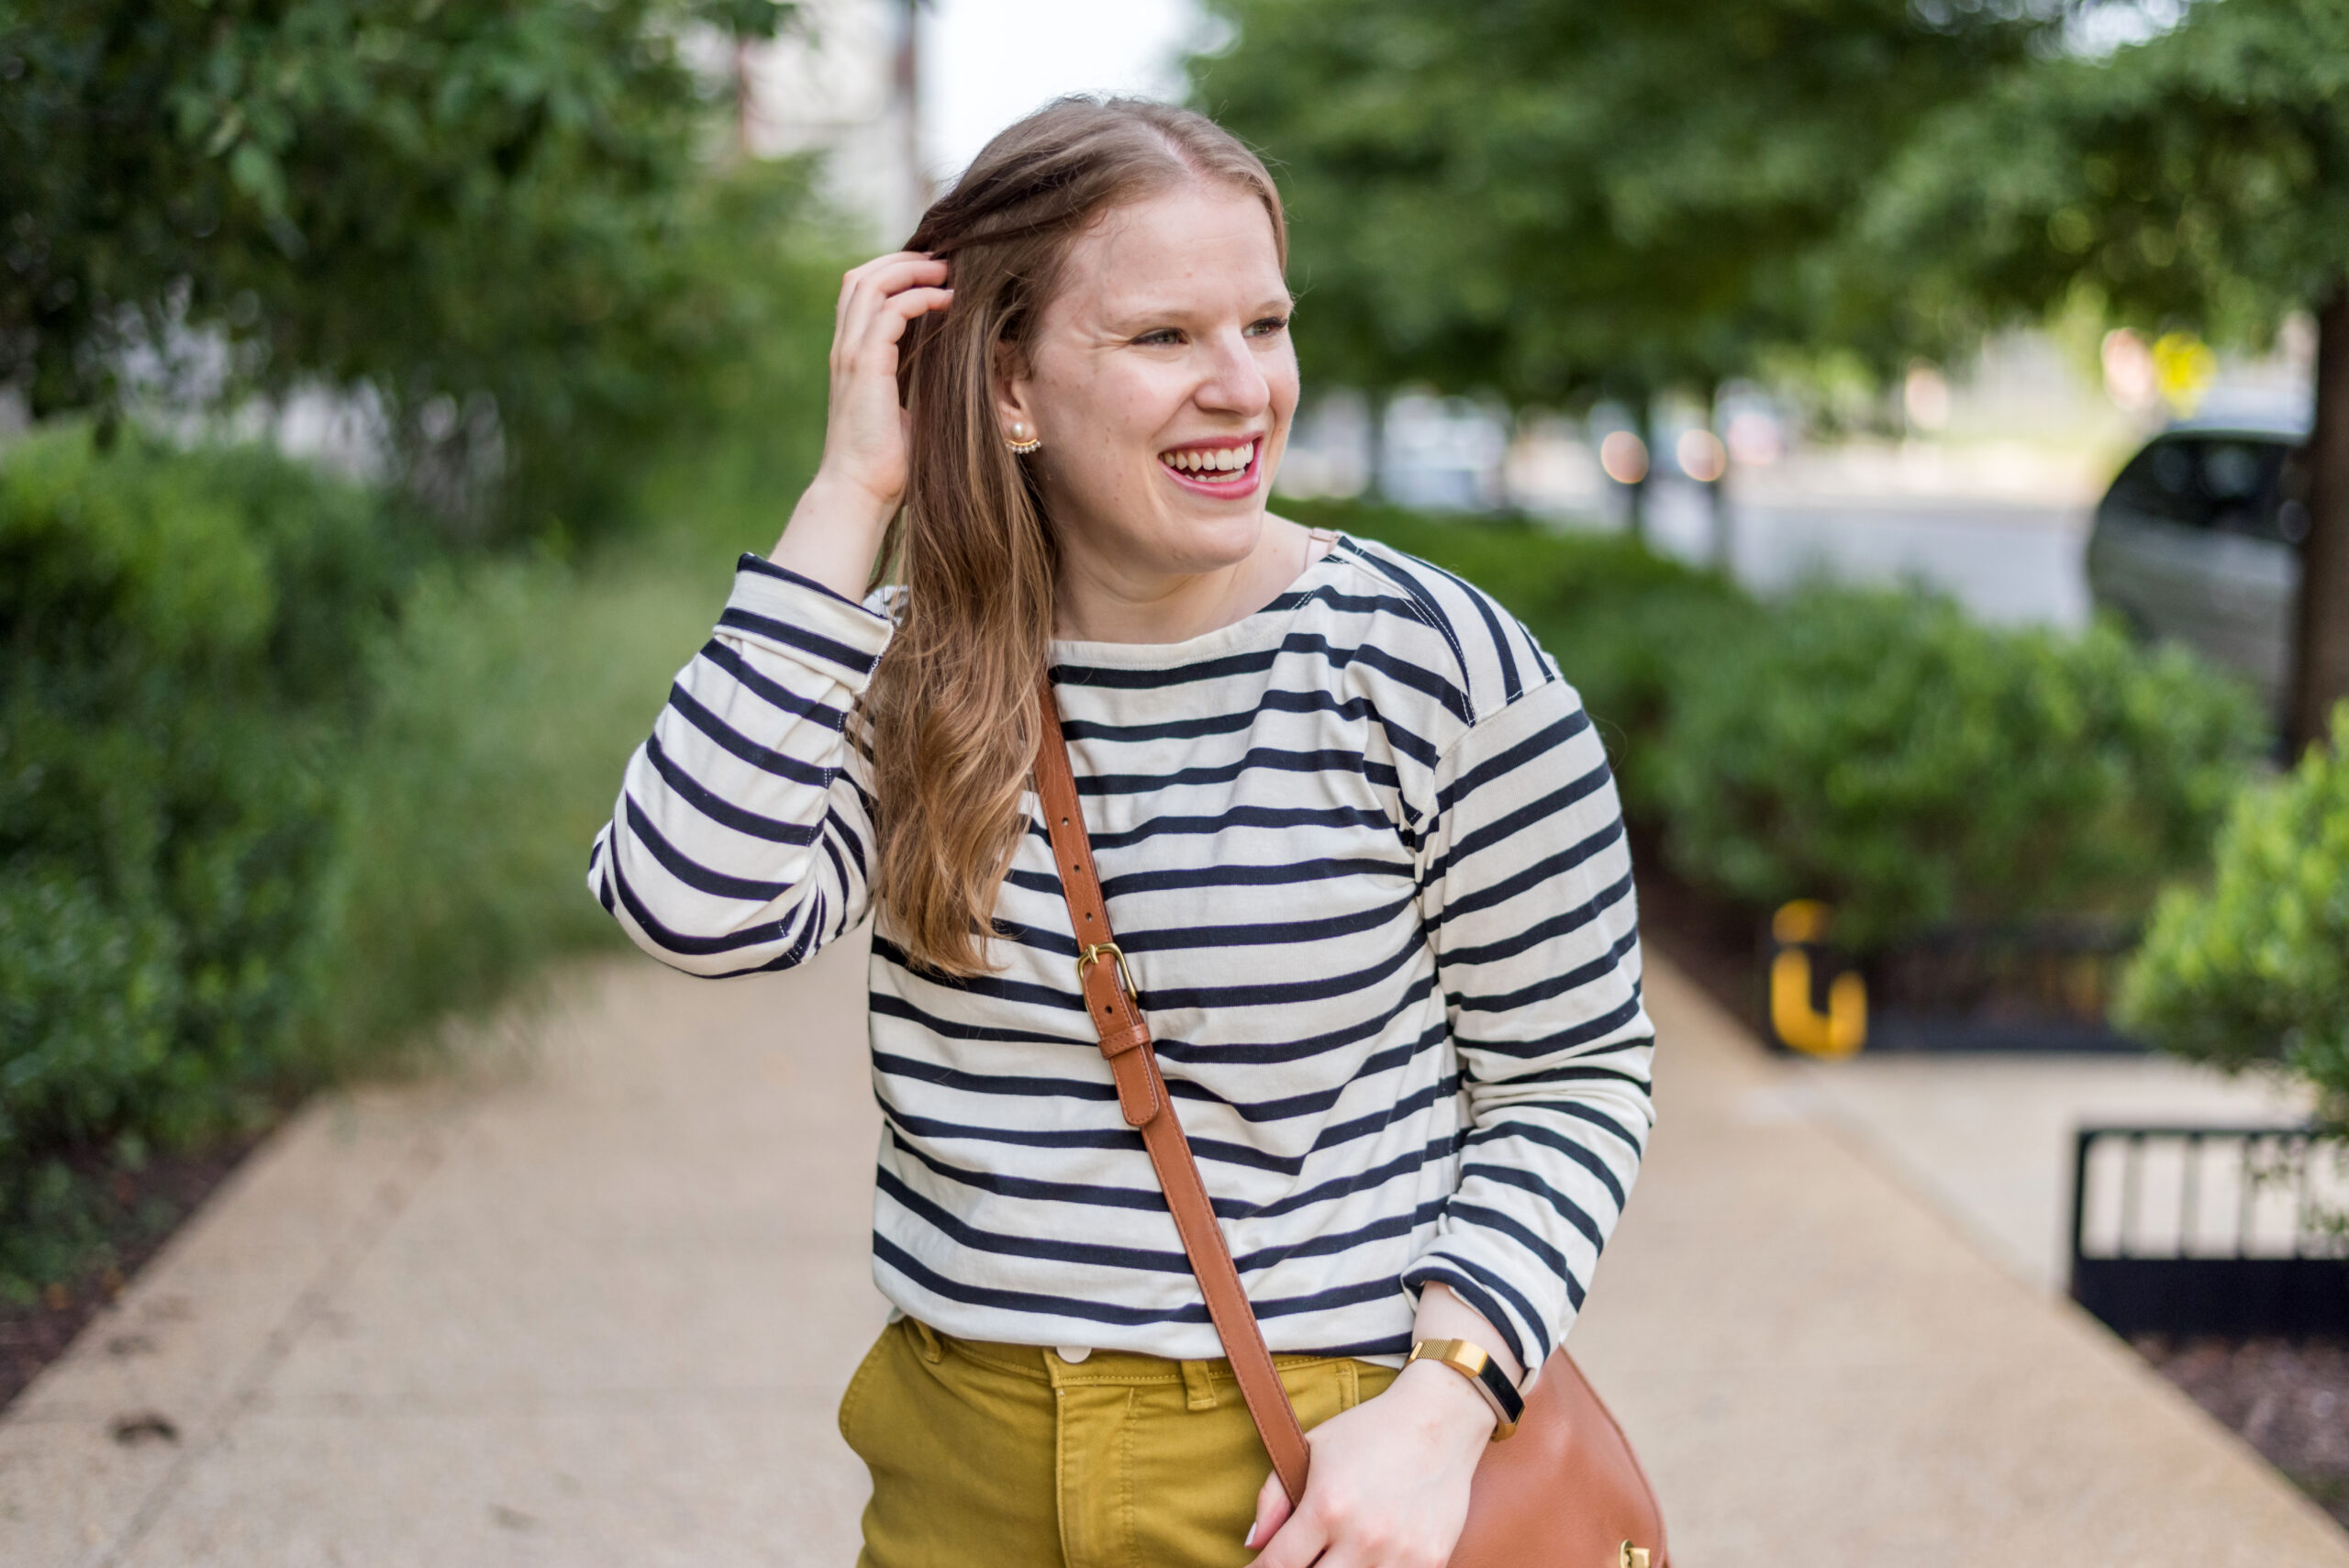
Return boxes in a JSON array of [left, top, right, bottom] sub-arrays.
[[1791, 1049, 2315, 1295], [4, 936, 2344, 1566]]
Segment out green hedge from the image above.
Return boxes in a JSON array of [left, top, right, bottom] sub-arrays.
[[0, 426, 719, 1296], [2119, 706, 2349, 1108], [1644, 587, 2263, 949], [0, 427, 414, 1162], [1310, 502, 2265, 953]]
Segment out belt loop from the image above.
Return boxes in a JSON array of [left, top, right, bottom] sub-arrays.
[[909, 1318, 943, 1364], [1181, 1359, 1219, 1412]]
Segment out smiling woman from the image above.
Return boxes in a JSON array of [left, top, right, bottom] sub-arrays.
[[587, 96, 1658, 1568]]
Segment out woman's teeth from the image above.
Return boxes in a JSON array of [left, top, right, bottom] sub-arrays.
[[1160, 441, 1256, 475]]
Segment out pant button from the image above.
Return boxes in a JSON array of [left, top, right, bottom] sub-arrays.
[[1055, 1345, 1092, 1363]]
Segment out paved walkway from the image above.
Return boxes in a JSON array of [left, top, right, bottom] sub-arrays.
[[5, 935, 2345, 1566]]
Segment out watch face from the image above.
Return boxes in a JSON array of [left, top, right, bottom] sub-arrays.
[[1477, 1359, 1526, 1420]]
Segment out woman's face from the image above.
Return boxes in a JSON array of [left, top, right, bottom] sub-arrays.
[[996, 183, 1298, 579]]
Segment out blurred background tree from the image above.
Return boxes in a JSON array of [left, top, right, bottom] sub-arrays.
[[1187, 0, 2049, 528], [0, 0, 806, 539], [1846, 0, 2349, 751]]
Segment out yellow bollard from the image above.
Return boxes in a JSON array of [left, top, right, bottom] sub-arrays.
[[1768, 900, 1867, 1058]]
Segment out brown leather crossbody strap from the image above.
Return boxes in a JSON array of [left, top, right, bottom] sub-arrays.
[[1032, 675, 1314, 1507]]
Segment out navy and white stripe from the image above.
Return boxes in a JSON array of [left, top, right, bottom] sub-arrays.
[[590, 535, 1655, 1368]]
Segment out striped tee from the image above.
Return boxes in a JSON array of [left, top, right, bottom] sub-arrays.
[[588, 532, 1655, 1371]]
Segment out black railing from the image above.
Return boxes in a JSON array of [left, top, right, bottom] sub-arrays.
[[2069, 1124, 2349, 1337]]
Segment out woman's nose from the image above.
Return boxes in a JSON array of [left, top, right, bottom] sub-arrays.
[[1193, 330, 1271, 416]]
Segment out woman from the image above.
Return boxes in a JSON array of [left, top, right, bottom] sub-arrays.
[[590, 96, 1654, 1568]]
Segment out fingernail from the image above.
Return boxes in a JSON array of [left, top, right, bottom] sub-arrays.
[[1243, 1522, 1262, 1549]]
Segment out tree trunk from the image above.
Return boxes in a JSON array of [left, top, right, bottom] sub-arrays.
[[1707, 472, 1731, 570], [1625, 399, 1652, 540], [2293, 288, 2349, 753]]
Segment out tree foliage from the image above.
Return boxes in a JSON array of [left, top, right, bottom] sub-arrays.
[[0, 0, 802, 538], [1187, 0, 2045, 404], [1850, 0, 2349, 358], [1847, 0, 2349, 751]]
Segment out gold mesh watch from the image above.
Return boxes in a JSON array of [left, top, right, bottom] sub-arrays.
[[1407, 1338, 1524, 1440]]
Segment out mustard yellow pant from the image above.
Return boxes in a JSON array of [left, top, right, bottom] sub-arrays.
[[838, 1318, 1400, 1568]]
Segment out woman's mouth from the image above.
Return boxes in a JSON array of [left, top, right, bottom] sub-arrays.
[[1156, 438, 1262, 498]]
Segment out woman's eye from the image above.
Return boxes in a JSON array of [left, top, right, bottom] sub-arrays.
[[1135, 328, 1183, 346], [1246, 316, 1291, 339]]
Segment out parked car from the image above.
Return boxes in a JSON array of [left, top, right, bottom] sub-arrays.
[[2085, 419, 2310, 714]]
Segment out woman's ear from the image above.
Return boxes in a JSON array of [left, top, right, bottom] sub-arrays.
[[991, 339, 1037, 447]]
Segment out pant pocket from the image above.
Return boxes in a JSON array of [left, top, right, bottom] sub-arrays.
[[835, 1319, 901, 1455], [848, 1329, 1065, 1568]]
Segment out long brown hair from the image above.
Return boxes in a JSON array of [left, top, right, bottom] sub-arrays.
[[866, 96, 1286, 976]]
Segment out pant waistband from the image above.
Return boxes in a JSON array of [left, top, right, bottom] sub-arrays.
[[901, 1318, 1370, 1409]]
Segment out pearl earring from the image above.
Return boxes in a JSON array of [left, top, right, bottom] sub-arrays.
[[1006, 421, 1041, 455]]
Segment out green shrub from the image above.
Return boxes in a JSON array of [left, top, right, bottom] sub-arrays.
[[0, 422, 730, 1296], [1644, 585, 2265, 949], [2119, 706, 2349, 1109], [0, 426, 416, 1166], [0, 426, 413, 1293]]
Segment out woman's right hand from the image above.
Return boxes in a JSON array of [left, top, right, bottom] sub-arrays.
[[770, 252, 953, 599]]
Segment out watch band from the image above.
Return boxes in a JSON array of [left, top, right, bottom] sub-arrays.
[[1408, 1338, 1525, 1440]]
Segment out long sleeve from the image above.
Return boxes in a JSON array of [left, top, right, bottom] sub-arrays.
[[587, 554, 894, 978], [1399, 674, 1656, 1373]]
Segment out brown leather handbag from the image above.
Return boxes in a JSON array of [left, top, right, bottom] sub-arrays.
[[1034, 678, 1669, 1568]]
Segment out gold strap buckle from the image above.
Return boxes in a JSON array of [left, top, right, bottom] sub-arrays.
[[1620, 1544, 1652, 1568], [1074, 940, 1137, 1001]]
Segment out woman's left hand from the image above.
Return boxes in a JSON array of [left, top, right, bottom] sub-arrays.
[[1243, 1358, 1493, 1567]]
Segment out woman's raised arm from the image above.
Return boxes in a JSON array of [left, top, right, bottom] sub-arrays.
[[584, 254, 954, 975], [770, 251, 952, 600]]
